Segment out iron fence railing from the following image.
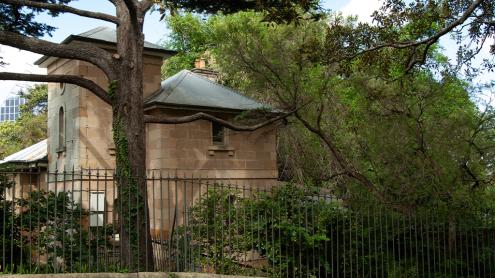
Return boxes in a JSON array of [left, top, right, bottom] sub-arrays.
[[1, 169, 495, 277]]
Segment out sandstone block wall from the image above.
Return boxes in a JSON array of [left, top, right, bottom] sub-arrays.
[[43, 50, 280, 238], [47, 59, 82, 172], [46, 54, 163, 171], [46, 54, 279, 184], [146, 110, 278, 181]]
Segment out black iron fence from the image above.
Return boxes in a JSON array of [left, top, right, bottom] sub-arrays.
[[1, 169, 495, 277]]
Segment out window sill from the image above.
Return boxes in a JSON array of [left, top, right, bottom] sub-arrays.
[[208, 145, 234, 156]]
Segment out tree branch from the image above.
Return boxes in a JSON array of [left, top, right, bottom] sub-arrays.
[[0, 31, 116, 79], [358, 0, 483, 55], [144, 108, 299, 131], [320, 172, 347, 181], [1, 0, 119, 24], [122, 0, 138, 14], [0, 72, 112, 105], [140, 0, 155, 13], [294, 112, 413, 215], [463, 162, 482, 189]]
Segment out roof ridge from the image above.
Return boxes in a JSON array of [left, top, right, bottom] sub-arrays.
[[144, 69, 269, 111], [162, 70, 189, 96], [171, 70, 188, 92], [185, 70, 263, 105], [76, 26, 108, 37], [144, 70, 188, 103], [35, 26, 175, 66]]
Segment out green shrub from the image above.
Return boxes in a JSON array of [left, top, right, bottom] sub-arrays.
[[0, 174, 19, 272], [175, 183, 495, 277]]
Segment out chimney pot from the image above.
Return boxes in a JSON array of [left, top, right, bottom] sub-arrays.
[[194, 58, 206, 69]]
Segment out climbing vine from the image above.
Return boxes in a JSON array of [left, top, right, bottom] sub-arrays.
[[108, 80, 118, 102], [109, 81, 146, 270]]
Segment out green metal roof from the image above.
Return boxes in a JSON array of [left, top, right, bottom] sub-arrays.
[[145, 70, 268, 112], [0, 139, 47, 164], [74, 26, 170, 52], [35, 26, 175, 65]]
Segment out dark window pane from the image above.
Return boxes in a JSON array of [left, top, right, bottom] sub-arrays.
[[212, 122, 224, 145], [59, 107, 65, 148]]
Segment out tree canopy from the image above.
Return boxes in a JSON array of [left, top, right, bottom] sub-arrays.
[[161, 11, 495, 217], [0, 84, 47, 159], [0, 0, 323, 271], [1, 0, 495, 269]]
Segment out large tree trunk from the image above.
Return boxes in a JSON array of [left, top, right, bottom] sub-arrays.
[[112, 5, 154, 271]]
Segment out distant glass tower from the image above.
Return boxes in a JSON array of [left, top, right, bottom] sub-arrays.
[[0, 96, 26, 122]]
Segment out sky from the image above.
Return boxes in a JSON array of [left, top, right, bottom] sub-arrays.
[[0, 0, 359, 103], [0, 0, 491, 104]]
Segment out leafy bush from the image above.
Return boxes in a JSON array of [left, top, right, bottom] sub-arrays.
[[0, 174, 19, 272], [175, 183, 495, 277], [17, 190, 90, 272], [0, 182, 117, 273]]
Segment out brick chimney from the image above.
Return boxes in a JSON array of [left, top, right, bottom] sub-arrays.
[[191, 57, 219, 81], [194, 57, 206, 69]]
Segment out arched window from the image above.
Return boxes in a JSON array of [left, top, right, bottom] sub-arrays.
[[58, 107, 65, 149]]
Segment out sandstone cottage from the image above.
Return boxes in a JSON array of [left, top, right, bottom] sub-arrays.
[[0, 26, 280, 240]]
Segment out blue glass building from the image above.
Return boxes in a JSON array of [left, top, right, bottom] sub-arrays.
[[0, 96, 26, 122]]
